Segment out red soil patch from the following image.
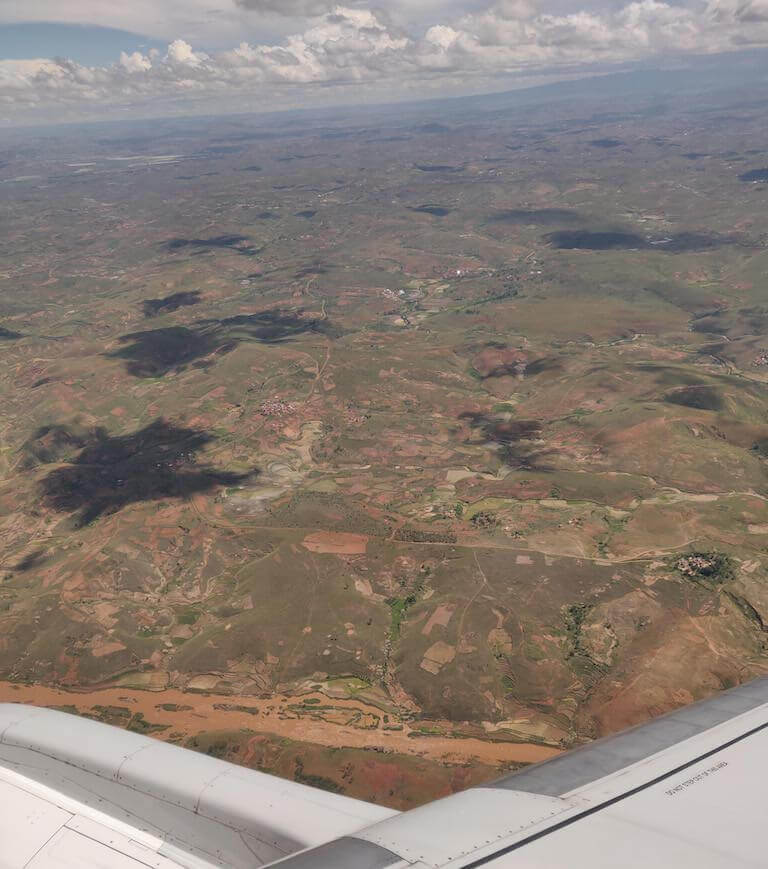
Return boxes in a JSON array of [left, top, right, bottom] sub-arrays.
[[302, 531, 369, 554]]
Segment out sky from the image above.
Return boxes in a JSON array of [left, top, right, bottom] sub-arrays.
[[0, 0, 767, 124]]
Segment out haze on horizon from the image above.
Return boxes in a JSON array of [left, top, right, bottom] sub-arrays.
[[1, 0, 768, 125]]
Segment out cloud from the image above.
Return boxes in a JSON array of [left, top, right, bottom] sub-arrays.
[[709, 0, 768, 22], [1, 1, 767, 121], [0, 0, 239, 43], [119, 50, 152, 72], [166, 38, 208, 66], [233, 0, 361, 14]]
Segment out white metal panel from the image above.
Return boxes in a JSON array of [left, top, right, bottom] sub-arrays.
[[566, 703, 768, 804], [0, 778, 71, 869], [493, 676, 768, 798], [198, 768, 393, 851], [1, 706, 151, 779], [591, 727, 766, 865], [64, 816, 183, 869], [492, 812, 759, 868], [0, 762, 168, 853], [27, 828, 162, 869], [265, 680, 768, 869], [115, 740, 225, 811], [1, 748, 280, 868], [264, 837, 409, 869], [0, 742, 286, 867], [354, 789, 570, 866], [449, 711, 768, 867], [482, 728, 768, 867], [0, 703, 397, 867], [0, 704, 46, 739]]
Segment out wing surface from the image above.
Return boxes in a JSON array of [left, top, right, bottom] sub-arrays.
[[270, 676, 768, 868], [2, 677, 767, 868], [0, 703, 395, 869]]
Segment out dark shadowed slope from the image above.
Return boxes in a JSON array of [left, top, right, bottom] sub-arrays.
[[164, 235, 259, 256], [459, 412, 552, 469], [39, 420, 254, 526], [142, 291, 202, 318], [546, 230, 737, 251], [108, 309, 338, 377], [740, 168, 768, 182]]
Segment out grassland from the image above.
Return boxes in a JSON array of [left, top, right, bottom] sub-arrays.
[[1, 79, 768, 806]]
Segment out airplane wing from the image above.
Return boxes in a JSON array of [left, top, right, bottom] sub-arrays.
[[0, 702, 396, 868], [2, 676, 767, 868]]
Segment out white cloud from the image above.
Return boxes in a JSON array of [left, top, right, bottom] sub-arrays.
[[708, 0, 768, 22], [166, 39, 208, 66], [120, 51, 152, 72], [1, 1, 767, 121], [0, 0, 468, 45], [0, 0, 255, 45], [233, 0, 361, 14]]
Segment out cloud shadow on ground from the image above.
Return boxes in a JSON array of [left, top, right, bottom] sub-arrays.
[[39, 419, 255, 526]]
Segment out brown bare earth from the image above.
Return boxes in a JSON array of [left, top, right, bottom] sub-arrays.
[[302, 532, 369, 555], [2, 81, 768, 808]]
